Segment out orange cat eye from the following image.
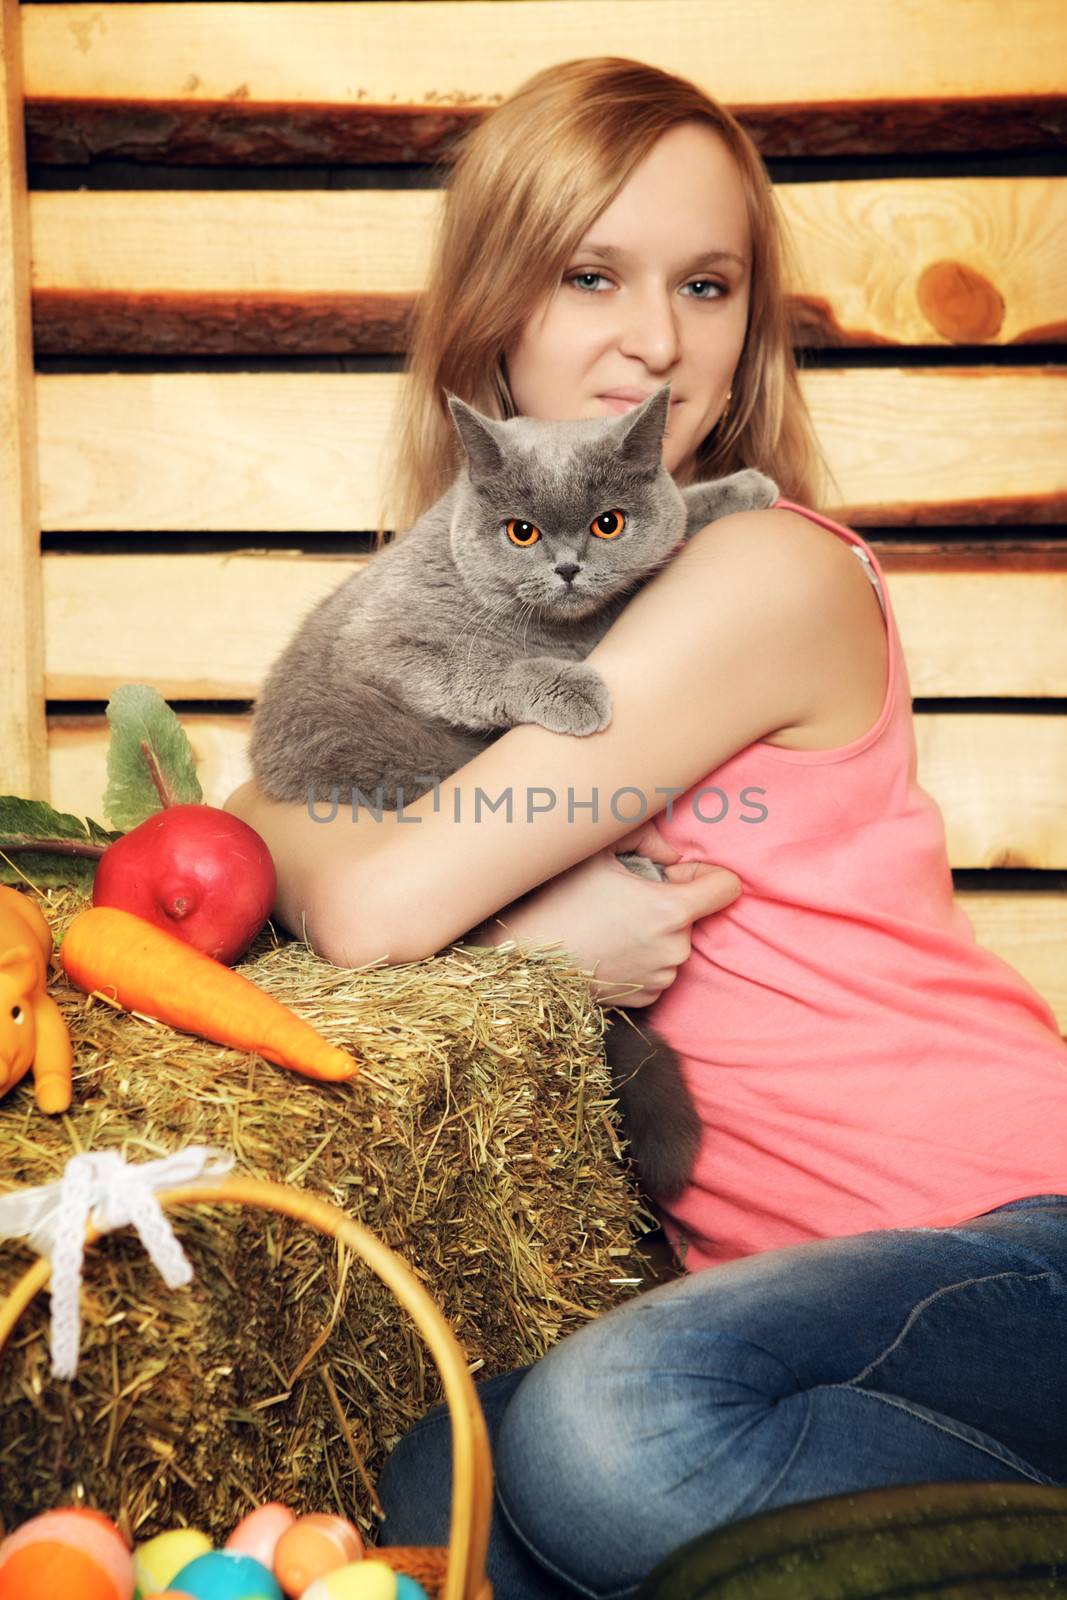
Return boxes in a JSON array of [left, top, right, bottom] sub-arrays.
[[591, 510, 626, 539], [504, 518, 541, 546]]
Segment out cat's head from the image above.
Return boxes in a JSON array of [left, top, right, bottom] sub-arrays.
[[444, 385, 687, 621]]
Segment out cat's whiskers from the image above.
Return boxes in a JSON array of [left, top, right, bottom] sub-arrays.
[[517, 597, 544, 654], [444, 593, 515, 677], [466, 595, 529, 674], [448, 589, 548, 675]]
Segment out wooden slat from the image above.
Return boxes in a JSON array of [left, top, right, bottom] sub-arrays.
[[952, 891, 1067, 1036], [30, 192, 434, 296], [913, 714, 1067, 870], [810, 369, 1067, 527], [783, 178, 1067, 349], [23, 2, 1067, 164], [34, 369, 1067, 533], [36, 372, 399, 534], [43, 552, 359, 699], [28, 179, 1067, 355], [885, 561, 1067, 697], [30, 189, 429, 356], [39, 549, 1067, 701], [43, 713, 1067, 1032], [0, 0, 47, 798]]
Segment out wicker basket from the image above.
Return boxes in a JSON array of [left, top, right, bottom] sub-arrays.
[[0, 1174, 494, 1600]]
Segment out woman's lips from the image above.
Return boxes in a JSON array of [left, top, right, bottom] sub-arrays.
[[599, 394, 682, 414]]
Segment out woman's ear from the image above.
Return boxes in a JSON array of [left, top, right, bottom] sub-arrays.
[[445, 392, 506, 484]]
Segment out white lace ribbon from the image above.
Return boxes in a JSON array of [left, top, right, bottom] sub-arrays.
[[0, 1147, 235, 1379]]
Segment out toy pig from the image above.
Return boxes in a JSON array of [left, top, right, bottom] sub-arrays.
[[0, 886, 73, 1113]]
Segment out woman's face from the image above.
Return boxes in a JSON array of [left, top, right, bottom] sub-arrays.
[[503, 120, 752, 483]]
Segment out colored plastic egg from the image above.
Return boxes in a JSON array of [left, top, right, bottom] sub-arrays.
[[272, 1516, 363, 1598], [225, 1504, 295, 1570], [0, 1506, 134, 1600], [394, 1579, 430, 1600], [134, 1528, 212, 1594], [301, 1563, 397, 1600], [171, 1549, 283, 1600]]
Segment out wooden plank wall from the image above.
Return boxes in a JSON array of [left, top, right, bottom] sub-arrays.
[[0, 0, 47, 800], [7, 1, 1067, 1025]]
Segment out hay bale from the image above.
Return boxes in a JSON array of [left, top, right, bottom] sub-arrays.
[[0, 887, 656, 1546]]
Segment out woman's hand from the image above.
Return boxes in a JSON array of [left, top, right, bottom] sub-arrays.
[[465, 820, 742, 1007]]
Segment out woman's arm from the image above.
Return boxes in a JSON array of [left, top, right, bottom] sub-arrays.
[[463, 825, 743, 1006], [221, 777, 368, 955], [237, 505, 843, 969], [220, 772, 733, 1001]]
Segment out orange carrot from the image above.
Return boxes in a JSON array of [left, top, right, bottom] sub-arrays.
[[60, 906, 359, 1083]]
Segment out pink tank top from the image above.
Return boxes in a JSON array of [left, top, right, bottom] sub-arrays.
[[647, 497, 1067, 1272]]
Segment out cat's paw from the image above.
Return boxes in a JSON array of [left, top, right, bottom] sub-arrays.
[[728, 467, 780, 509], [504, 658, 612, 736], [681, 468, 780, 537], [549, 662, 613, 735]]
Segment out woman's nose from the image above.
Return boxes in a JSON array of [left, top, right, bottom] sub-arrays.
[[617, 284, 682, 369]]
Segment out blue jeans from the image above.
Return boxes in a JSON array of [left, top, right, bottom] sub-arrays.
[[376, 1195, 1067, 1598]]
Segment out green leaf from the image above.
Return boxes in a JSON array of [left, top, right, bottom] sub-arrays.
[[103, 684, 202, 829], [0, 796, 123, 890]]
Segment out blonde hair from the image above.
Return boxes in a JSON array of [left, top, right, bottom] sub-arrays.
[[375, 56, 833, 546]]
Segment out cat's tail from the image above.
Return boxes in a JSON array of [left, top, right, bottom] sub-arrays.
[[602, 1011, 702, 1201]]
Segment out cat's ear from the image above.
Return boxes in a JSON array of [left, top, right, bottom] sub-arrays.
[[446, 393, 506, 485], [614, 383, 673, 472]]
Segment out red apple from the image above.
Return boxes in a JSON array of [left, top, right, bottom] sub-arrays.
[[91, 803, 277, 965]]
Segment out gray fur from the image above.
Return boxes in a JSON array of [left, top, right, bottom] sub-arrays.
[[250, 383, 777, 1200], [250, 384, 776, 807]]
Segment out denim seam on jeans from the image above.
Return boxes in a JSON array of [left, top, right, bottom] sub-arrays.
[[738, 1388, 816, 1517], [844, 1270, 1055, 1386], [834, 1386, 1062, 1487], [495, 1484, 639, 1600]]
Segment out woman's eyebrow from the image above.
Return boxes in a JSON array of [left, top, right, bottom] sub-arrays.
[[576, 241, 749, 271]]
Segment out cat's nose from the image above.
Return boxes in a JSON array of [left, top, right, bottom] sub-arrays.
[[554, 562, 581, 584]]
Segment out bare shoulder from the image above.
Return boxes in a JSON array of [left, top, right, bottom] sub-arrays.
[[677, 503, 862, 592], [653, 502, 888, 739], [670, 502, 882, 634], [680, 504, 889, 747]]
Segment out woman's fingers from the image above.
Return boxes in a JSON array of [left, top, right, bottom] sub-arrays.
[[660, 861, 743, 925], [592, 864, 740, 1007], [613, 819, 681, 866]]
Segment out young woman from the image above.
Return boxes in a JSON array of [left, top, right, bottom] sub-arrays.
[[225, 56, 1067, 1599]]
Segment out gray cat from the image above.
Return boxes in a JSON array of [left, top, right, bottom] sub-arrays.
[[250, 383, 777, 1198]]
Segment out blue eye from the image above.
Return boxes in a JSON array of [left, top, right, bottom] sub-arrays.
[[568, 272, 610, 293], [566, 272, 725, 299]]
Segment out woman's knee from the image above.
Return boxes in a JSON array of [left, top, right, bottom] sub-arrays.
[[492, 1299, 800, 1595]]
